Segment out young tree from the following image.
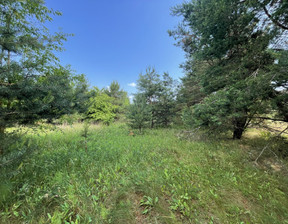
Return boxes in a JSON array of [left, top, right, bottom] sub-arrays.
[[87, 88, 117, 125], [104, 81, 130, 120], [127, 94, 151, 133], [136, 67, 161, 128], [153, 73, 177, 127], [170, 0, 288, 139], [35, 66, 76, 123], [71, 74, 91, 115], [136, 67, 177, 128]]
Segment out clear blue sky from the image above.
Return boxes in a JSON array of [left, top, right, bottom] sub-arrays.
[[45, 0, 185, 95]]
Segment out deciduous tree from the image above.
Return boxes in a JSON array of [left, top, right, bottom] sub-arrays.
[[87, 88, 117, 125]]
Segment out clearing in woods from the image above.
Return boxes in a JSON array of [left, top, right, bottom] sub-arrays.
[[0, 123, 288, 223]]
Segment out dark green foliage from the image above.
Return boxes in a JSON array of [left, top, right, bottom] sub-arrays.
[[176, 60, 209, 112], [36, 66, 76, 122], [71, 74, 90, 115], [270, 51, 288, 121], [0, 0, 71, 132], [104, 81, 130, 120], [153, 73, 177, 127], [171, 0, 288, 139], [136, 67, 177, 128], [104, 81, 122, 99], [127, 94, 151, 132]]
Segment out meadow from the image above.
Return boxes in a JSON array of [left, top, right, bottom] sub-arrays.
[[0, 123, 288, 224]]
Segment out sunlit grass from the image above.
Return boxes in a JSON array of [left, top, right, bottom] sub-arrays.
[[1, 123, 288, 223]]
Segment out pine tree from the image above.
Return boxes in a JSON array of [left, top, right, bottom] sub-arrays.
[[127, 94, 151, 133], [136, 67, 177, 128], [104, 81, 130, 120], [0, 0, 70, 134], [171, 0, 288, 139]]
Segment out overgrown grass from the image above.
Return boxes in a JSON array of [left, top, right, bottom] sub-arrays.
[[1, 123, 288, 223]]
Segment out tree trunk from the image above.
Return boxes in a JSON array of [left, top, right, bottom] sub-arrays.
[[0, 49, 3, 66], [0, 126, 5, 155], [8, 50, 10, 66], [276, 100, 288, 122], [47, 117, 53, 124], [233, 116, 247, 139], [151, 111, 154, 129], [7, 14, 11, 67]]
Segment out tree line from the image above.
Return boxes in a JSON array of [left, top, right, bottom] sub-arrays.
[[0, 1, 129, 131], [0, 0, 287, 141]]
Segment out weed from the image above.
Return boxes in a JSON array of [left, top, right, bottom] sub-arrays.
[[140, 196, 159, 214], [0, 123, 287, 223]]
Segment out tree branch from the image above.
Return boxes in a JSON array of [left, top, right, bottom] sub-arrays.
[[254, 125, 288, 164], [252, 116, 288, 122], [263, 6, 288, 30]]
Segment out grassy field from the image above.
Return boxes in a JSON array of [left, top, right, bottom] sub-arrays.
[[0, 123, 288, 223]]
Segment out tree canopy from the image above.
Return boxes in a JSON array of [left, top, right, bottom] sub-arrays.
[[0, 0, 72, 132], [171, 0, 288, 139], [87, 88, 118, 125], [104, 81, 130, 120], [129, 67, 177, 129]]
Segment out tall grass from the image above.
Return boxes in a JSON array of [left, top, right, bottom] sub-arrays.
[[0, 123, 288, 223]]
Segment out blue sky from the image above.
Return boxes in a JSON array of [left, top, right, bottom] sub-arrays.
[[45, 0, 185, 95]]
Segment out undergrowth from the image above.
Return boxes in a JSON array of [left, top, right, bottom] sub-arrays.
[[0, 123, 288, 223]]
